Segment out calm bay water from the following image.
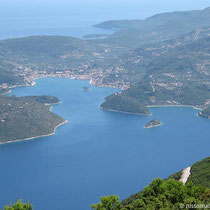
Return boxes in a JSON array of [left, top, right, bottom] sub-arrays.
[[0, 77, 210, 209]]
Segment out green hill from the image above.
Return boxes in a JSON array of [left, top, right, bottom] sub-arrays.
[[101, 93, 150, 116], [0, 95, 66, 143]]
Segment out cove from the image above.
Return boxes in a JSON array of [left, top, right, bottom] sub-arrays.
[[0, 77, 210, 210]]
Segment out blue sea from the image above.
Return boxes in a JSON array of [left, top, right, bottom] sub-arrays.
[[0, 0, 210, 209], [0, 78, 210, 209]]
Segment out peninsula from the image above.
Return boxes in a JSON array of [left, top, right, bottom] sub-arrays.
[[0, 95, 67, 144], [144, 120, 162, 128]]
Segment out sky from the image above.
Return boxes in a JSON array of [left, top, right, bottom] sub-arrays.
[[0, 0, 209, 19]]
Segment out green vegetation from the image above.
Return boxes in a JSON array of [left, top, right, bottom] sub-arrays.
[[92, 157, 210, 209], [2, 200, 32, 210], [169, 157, 210, 189], [0, 95, 66, 143], [144, 120, 162, 128], [187, 157, 210, 188], [91, 178, 210, 209], [168, 170, 183, 181], [2, 158, 209, 209], [91, 195, 121, 210], [29, 95, 60, 104], [101, 93, 150, 115]]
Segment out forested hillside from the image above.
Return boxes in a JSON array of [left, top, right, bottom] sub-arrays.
[[0, 95, 66, 143]]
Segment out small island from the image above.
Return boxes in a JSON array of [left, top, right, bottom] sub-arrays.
[[144, 120, 162, 128]]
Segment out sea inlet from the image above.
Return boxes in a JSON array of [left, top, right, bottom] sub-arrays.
[[0, 77, 209, 210]]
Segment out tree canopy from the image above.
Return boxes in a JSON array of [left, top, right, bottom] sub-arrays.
[[2, 200, 32, 210], [91, 178, 210, 210]]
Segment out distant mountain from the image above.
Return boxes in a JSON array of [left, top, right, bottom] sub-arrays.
[[95, 7, 210, 30], [95, 7, 210, 47]]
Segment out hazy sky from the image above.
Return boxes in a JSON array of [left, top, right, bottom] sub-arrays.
[[1, 0, 209, 20]]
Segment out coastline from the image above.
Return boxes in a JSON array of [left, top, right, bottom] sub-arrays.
[[0, 120, 68, 145], [101, 104, 203, 117], [45, 101, 62, 106], [1, 89, 12, 95], [12, 73, 128, 92], [198, 111, 210, 119], [5, 74, 205, 114], [144, 122, 163, 129], [2, 75, 207, 145], [147, 104, 202, 111], [0, 78, 69, 145], [100, 106, 151, 116]]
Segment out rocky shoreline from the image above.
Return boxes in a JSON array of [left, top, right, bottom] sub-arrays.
[[144, 120, 162, 129], [198, 112, 210, 119]]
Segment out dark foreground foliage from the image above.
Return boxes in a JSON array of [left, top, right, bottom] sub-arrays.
[[2, 200, 32, 210], [91, 178, 210, 210]]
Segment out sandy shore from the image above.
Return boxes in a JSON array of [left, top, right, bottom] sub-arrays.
[[179, 167, 191, 185], [0, 120, 68, 145]]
